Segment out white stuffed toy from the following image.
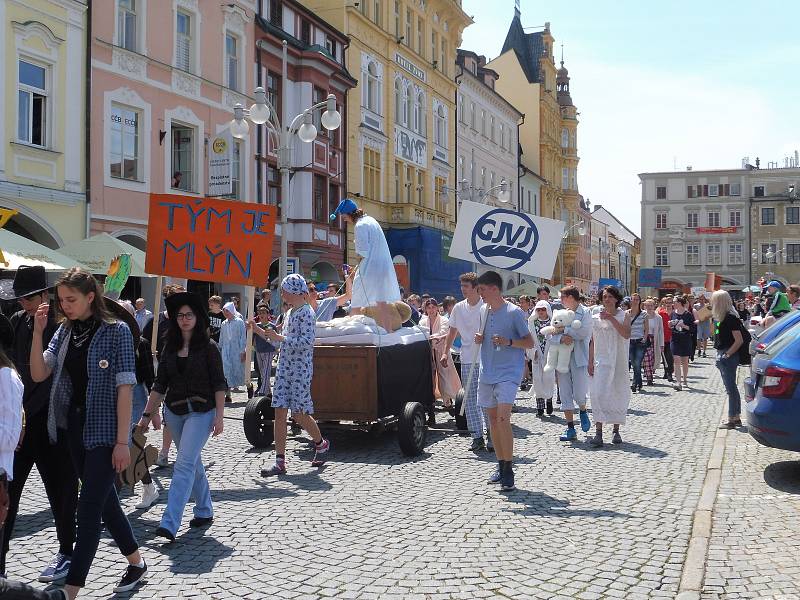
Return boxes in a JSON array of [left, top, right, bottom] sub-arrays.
[[540, 309, 582, 373]]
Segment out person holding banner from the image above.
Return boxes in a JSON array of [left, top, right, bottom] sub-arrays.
[[474, 271, 534, 492]]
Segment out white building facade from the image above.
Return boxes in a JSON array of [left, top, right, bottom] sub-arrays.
[[455, 49, 522, 291], [639, 168, 750, 294]]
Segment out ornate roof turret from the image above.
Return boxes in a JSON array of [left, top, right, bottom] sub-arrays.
[[556, 47, 573, 107]]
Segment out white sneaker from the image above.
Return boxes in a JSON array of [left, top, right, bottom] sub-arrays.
[[135, 483, 159, 509]]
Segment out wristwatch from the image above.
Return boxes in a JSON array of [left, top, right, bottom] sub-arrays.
[[507, 339, 512, 347]]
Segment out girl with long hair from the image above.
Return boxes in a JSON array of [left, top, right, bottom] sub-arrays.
[[669, 296, 695, 391], [711, 291, 745, 429], [137, 292, 226, 542], [29, 268, 146, 598], [627, 293, 647, 393]]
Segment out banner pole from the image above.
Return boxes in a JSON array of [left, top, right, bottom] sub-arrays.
[[151, 275, 164, 360]]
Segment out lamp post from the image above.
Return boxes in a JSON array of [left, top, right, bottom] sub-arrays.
[[559, 220, 587, 288], [446, 178, 512, 205], [229, 40, 342, 287]]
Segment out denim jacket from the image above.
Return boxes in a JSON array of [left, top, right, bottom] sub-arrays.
[[44, 321, 137, 448]]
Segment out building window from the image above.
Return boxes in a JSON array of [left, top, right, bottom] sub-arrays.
[[312, 86, 325, 131], [267, 165, 281, 215], [414, 91, 425, 134], [434, 176, 446, 213], [266, 71, 280, 119], [686, 212, 698, 228], [786, 206, 800, 225], [561, 167, 569, 190], [363, 148, 380, 203], [269, 0, 282, 26], [707, 211, 720, 227], [430, 30, 437, 64], [728, 243, 743, 265], [730, 182, 741, 196], [300, 20, 311, 45], [229, 140, 241, 199], [109, 104, 140, 180], [655, 245, 669, 266], [761, 243, 777, 264], [329, 184, 340, 222], [17, 60, 47, 147], [761, 207, 775, 225], [560, 127, 568, 148], [489, 116, 495, 142], [393, 0, 401, 37], [707, 243, 721, 265], [118, 0, 137, 51], [394, 159, 402, 202], [656, 186, 667, 200], [729, 210, 741, 227], [405, 165, 413, 202], [480, 109, 486, 136], [176, 11, 192, 72], [170, 123, 195, 192], [685, 243, 699, 266], [655, 212, 667, 229], [709, 184, 719, 197], [405, 8, 412, 47], [416, 169, 424, 205], [687, 185, 696, 199], [373, 0, 382, 27], [457, 94, 464, 124], [313, 174, 327, 222], [434, 104, 446, 147], [417, 17, 423, 55], [480, 167, 486, 191], [754, 185, 765, 197], [394, 78, 403, 123], [365, 62, 379, 113], [404, 85, 412, 127], [786, 243, 800, 263], [225, 33, 238, 91], [440, 39, 447, 77], [470, 102, 476, 129], [325, 36, 337, 60]]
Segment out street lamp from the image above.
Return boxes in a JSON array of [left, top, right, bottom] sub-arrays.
[[228, 40, 341, 287], [447, 179, 511, 204]]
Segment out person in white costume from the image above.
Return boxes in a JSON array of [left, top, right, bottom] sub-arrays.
[[588, 285, 632, 447], [330, 199, 401, 331]]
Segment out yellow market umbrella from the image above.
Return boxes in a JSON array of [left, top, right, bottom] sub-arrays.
[[58, 233, 151, 277], [0, 228, 88, 272]]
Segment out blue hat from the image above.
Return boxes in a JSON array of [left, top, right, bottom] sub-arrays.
[[329, 198, 358, 221], [281, 273, 309, 295], [767, 280, 784, 290]]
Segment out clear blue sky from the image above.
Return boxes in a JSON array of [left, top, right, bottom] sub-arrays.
[[460, 0, 800, 235]]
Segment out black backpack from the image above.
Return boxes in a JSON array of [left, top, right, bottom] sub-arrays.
[[737, 320, 752, 366]]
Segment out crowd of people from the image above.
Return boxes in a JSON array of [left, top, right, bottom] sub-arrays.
[[0, 256, 797, 598]]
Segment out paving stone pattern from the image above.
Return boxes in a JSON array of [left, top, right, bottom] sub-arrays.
[[701, 409, 800, 600], [8, 359, 728, 599]]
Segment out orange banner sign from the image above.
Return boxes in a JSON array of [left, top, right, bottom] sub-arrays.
[[695, 227, 737, 234], [144, 194, 276, 287]]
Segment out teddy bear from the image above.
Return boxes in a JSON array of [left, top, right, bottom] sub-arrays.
[[540, 308, 582, 373], [360, 301, 413, 332]]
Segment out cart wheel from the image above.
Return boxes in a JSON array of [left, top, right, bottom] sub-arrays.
[[243, 396, 275, 448], [453, 389, 468, 432], [398, 402, 427, 456]]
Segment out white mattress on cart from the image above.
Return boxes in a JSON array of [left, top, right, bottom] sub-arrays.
[[314, 325, 429, 347]]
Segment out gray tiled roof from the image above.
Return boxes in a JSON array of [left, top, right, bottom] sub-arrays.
[[500, 13, 543, 84]]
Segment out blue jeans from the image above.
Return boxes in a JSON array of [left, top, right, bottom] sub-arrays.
[[161, 406, 215, 535], [629, 340, 645, 388], [716, 353, 741, 417], [129, 383, 148, 440]]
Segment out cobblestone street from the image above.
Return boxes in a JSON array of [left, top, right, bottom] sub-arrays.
[[6, 358, 799, 599]]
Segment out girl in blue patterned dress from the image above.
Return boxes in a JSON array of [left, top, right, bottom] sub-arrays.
[[261, 275, 329, 476]]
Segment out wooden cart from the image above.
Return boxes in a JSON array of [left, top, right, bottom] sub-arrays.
[[243, 341, 436, 456]]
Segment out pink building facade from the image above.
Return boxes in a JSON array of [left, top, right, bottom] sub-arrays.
[[90, 0, 257, 298]]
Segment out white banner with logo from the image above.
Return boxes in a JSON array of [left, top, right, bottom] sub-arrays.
[[208, 131, 233, 196], [449, 200, 565, 278]]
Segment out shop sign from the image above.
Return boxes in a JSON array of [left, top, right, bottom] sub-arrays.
[[449, 200, 564, 278], [208, 131, 233, 196], [695, 227, 737, 234], [395, 52, 426, 82], [145, 194, 276, 287]]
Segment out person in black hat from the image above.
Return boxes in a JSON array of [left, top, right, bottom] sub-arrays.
[[0, 266, 78, 582], [137, 292, 226, 543]]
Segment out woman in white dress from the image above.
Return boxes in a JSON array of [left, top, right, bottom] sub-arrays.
[[588, 286, 632, 447]]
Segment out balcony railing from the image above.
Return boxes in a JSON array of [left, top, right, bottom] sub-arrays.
[[389, 203, 454, 231]]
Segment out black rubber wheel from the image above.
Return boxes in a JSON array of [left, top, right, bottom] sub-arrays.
[[243, 396, 275, 448], [247, 383, 254, 399], [398, 401, 427, 456], [453, 388, 468, 432]]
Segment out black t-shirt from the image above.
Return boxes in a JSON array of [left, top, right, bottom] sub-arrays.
[[208, 310, 224, 343], [714, 314, 741, 351], [64, 319, 100, 407]]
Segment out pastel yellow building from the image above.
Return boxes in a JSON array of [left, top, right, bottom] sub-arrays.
[[0, 0, 87, 249], [488, 6, 586, 289], [300, 0, 472, 296]]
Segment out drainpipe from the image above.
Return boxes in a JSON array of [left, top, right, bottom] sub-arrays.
[[84, 0, 92, 238], [342, 34, 351, 266], [255, 5, 263, 205]]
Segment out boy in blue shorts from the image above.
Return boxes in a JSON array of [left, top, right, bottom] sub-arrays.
[[475, 271, 535, 491]]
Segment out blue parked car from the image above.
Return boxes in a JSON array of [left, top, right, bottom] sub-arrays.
[[745, 322, 800, 452], [748, 310, 800, 356]]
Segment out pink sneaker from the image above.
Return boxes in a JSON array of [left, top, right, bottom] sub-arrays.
[[311, 439, 329, 467]]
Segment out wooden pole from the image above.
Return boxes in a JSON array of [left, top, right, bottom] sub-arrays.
[[150, 276, 164, 359], [243, 286, 255, 389]]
